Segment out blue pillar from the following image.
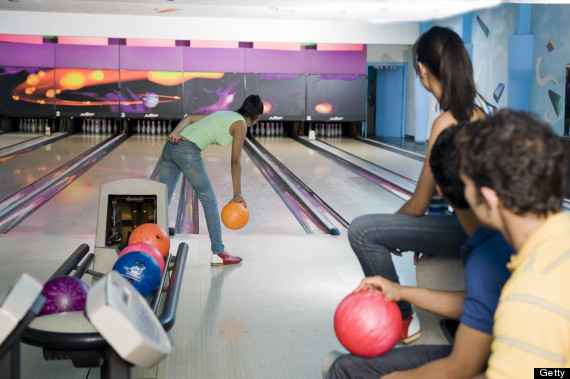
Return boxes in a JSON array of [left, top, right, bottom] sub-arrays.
[[462, 13, 474, 59], [508, 4, 533, 111], [414, 22, 431, 144]]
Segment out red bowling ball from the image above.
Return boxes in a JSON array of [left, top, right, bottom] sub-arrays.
[[119, 242, 165, 273], [334, 289, 402, 357]]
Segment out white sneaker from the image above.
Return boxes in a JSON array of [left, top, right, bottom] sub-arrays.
[[399, 311, 422, 344], [211, 254, 223, 265]]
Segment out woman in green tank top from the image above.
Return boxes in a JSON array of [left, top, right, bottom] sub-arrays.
[[158, 95, 263, 265]]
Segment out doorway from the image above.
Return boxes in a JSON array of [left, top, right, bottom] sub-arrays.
[[367, 63, 407, 140]]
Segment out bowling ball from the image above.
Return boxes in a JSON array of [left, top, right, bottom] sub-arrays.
[[221, 202, 249, 230], [128, 223, 170, 258], [112, 251, 162, 298], [334, 289, 402, 357], [142, 92, 159, 108], [119, 242, 165, 273], [39, 276, 89, 316]]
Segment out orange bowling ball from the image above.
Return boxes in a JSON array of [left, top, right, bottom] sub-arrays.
[[221, 202, 249, 230], [128, 223, 170, 258]]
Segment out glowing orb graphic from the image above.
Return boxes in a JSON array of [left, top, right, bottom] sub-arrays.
[[315, 102, 335, 114], [27, 74, 41, 86], [262, 101, 273, 113], [89, 70, 105, 81], [59, 71, 87, 90], [143, 92, 160, 108]]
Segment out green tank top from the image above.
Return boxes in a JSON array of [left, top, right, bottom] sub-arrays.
[[179, 111, 245, 150]]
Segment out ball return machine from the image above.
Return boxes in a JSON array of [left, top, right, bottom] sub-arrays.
[[17, 178, 188, 379]]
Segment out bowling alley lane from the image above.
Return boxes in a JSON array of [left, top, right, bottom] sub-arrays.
[[9, 133, 306, 236], [8, 133, 167, 235], [254, 136, 407, 223], [319, 136, 424, 182], [0, 132, 44, 149], [0, 133, 108, 200]]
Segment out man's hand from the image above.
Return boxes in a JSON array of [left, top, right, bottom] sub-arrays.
[[381, 371, 408, 379], [353, 276, 403, 303]]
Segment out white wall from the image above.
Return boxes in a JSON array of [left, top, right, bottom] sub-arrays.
[[0, 11, 420, 45], [366, 45, 409, 63]]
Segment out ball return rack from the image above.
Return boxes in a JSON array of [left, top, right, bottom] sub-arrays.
[[2, 179, 188, 379]]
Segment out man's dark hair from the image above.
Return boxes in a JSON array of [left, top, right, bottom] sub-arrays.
[[237, 94, 264, 119], [429, 124, 469, 209], [456, 109, 566, 216]]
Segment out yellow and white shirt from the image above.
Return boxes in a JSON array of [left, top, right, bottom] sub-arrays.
[[486, 212, 570, 378]]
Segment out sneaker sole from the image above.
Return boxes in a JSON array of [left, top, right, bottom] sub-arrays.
[[400, 331, 422, 344]]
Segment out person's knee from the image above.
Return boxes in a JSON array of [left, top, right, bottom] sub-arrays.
[[198, 193, 218, 210], [348, 215, 367, 243], [325, 355, 351, 379]]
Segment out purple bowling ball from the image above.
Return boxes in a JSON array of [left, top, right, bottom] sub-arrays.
[[39, 276, 89, 316]]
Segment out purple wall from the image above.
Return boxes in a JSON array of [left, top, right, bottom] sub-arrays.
[[306, 49, 366, 75], [0, 42, 55, 67], [120, 45, 183, 71], [245, 49, 306, 74], [0, 41, 365, 74], [183, 47, 246, 72], [56, 44, 120, 69]]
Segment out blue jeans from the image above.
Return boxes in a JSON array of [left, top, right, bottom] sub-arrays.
[[158, 140, 225, 253], [326, 345, 453, 379], [348, 214, 466, 319]]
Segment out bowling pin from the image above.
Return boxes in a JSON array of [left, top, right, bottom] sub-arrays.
[[151, 120, 156, 135], [279, 122, 284, 135], [94, 119, 100, 134]]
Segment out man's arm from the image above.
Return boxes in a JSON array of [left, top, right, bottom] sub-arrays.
[[382, 323, 491, 379], [355, 276, 465, 319]]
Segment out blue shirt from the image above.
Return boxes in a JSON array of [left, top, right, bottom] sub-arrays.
[[459, 228, 513, 335]]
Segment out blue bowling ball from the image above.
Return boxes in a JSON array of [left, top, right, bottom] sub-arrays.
[[112, 251, 162, 298]]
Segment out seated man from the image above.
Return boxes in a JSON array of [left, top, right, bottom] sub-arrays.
[[455, 110, 570, 378], [325, 124, 514, 379]]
